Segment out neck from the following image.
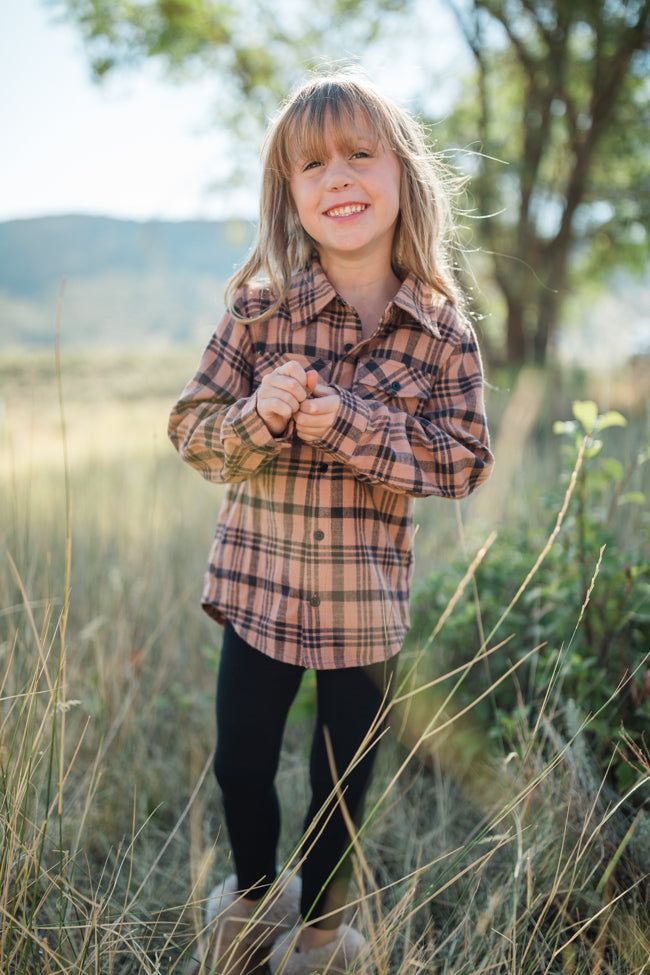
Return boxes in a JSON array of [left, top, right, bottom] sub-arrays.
[[319, 254, 401, 312]]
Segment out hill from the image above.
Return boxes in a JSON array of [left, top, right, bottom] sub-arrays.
[[2, 214, 648, 371], [0, 215, 255, 347]]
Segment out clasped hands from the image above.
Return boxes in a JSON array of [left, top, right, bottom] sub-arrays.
[[256, 361, 341, 443]]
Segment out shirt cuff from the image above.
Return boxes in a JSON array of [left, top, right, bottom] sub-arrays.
[[222, 391, 294, 450], [313, 385, 370, 456]]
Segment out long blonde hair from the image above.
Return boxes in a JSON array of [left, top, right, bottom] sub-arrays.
[[226, 71, 464, 321]]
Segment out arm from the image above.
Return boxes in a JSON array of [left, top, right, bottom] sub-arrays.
[[308, 330, 494, 500], [167, 311, 285, 483]]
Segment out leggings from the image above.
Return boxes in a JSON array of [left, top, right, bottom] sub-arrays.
[[213, 622, 397, 928]]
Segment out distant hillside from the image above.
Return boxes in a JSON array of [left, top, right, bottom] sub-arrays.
[[2, 214, 648, 368], [0, 215, 255, 347]]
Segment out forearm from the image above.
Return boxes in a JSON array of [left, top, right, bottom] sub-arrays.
[[169, 388, 289, 482], [167, 311, 290, 483], [313, 384, 493, 499]]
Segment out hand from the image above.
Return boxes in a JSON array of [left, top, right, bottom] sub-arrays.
[[256, 362, 318, 436], [295, 383, 341, 443]]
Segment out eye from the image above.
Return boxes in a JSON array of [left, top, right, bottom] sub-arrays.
[[302, 159, 322, 172], [351, 149, 371, 160]]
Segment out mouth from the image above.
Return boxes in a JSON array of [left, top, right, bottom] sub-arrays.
[[324, 203, 368, 218]]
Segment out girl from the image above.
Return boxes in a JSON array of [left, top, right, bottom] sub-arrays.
[[169, 72, 493, 975]]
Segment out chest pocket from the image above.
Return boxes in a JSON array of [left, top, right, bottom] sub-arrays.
[[354, 359, 433, 415]]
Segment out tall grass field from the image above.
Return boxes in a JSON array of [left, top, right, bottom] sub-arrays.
[[1, 342, 649, 974]]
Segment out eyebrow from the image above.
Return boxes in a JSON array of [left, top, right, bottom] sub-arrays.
[[290, 121, 381, 168]]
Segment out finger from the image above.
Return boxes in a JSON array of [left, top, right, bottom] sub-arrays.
[[309, 383, 333, 398], [259, 374, 307, 410], [275, 360, 309, 386], [295, 416, 332, 442], [294, 417, 323, 441], [299, 393, 339, 415], [258, 397, 294, 422]]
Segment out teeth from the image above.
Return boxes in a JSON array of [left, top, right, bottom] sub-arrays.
[[327, 204, 366, 217]]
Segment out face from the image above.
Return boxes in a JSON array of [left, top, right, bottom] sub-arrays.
[[288, 110, 401, 272]]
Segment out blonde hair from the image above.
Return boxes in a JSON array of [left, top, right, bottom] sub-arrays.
[[226, 71, 464, 321]]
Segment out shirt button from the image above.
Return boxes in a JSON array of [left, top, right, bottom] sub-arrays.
[[318, 462, 329, 474], [310, 594, 321, 607], [344, 342, 354, 353], [314, 530, 325, 541], [391, 380, 401, 391]]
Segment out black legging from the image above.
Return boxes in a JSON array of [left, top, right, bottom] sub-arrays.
[[213, 622, 397, 928]]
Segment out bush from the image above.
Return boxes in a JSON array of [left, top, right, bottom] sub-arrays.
[[408, 401, 650, 796]]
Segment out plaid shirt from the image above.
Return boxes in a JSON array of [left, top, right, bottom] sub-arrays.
[[168, 260, 493, 668]]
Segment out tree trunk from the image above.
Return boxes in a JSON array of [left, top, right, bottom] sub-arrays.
[[505, 293, 528, 364]]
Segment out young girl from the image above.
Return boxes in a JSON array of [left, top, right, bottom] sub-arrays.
[[170, 72, 493, 975]]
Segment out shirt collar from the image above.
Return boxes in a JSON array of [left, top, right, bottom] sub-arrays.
[[391, 274, 442, 338], [287, 259, 442, 338], [287, 261, 338, 329]]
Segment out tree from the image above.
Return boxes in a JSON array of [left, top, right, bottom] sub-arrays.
[[444, 0, 650, 364], [54, 0, 650, 365], [50, 0, 397, 132]]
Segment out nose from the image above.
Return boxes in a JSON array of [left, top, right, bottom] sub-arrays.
[[325, 158, 354, 191]]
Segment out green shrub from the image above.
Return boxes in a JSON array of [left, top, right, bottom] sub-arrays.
[[409, 401, 650, 796]]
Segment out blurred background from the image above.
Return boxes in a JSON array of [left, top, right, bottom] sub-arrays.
[[1, 4, 650, 971], [1, 0, 649, 371]]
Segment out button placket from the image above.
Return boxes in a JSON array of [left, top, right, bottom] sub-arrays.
[[304, 463, 325, 611], [309, 525, 325, 605]]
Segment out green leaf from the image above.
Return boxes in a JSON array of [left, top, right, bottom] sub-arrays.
[[572, 400, 598, 434], [595, 410, 627, 432], [553, 419, 577, 436], [618, 491, 646, 507], [584, 439, 603, 458]]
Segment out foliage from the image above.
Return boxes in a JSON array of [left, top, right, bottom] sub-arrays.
[[442, 0, 650, 364], [409, 400, 650, 796], [50, 0, 401, 142]]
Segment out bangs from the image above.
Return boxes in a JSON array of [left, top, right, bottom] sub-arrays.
[[275, 81, 391, 177]]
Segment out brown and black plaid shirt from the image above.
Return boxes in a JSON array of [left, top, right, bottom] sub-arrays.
[[168, 260, 493, 668]]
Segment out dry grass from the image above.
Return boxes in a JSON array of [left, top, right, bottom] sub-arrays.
[[1, 345, 649, 973]]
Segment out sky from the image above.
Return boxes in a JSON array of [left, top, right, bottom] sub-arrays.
[[0, 0, 254, 222], [1, 0, 461, 225]]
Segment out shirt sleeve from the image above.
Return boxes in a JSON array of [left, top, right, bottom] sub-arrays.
[[167, 309, 287, 483], [314, 325, 494, 499]]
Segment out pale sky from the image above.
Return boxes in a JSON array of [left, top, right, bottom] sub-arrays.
[[1, 0, 461, 224], [1, 0, 254, 222]]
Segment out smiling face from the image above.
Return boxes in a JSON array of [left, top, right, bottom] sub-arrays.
[[288, 109, 402, 273]]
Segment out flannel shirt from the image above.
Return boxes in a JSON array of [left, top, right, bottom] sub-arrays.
[[168, 260, 493, 668]]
